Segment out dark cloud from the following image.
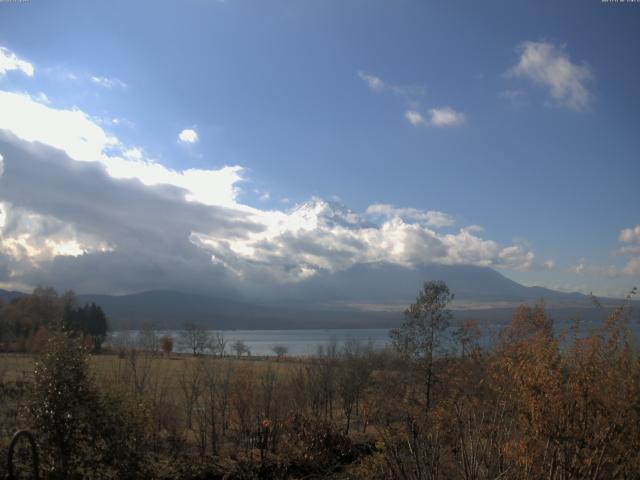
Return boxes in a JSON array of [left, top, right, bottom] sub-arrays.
[[0, 132, 263, 295]]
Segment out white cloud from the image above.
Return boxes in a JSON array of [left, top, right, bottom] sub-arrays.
[[623, 257, 640, 276], [405, 110, 426, 127], [358, 71, 425, 97], [570, 225, 640, 280], [0, 132, 254, 293], [572, 258, 623, 278], [424, 211, 455, 228], [0, 91, 240, 208], [0, 91, 118, 162], [428, 107, 466, 127], [358, 71, 385, 92], [405, 107, 466, 128], [0, 86, 536, 294], [541, 259, 556, 270], [366, 204, 454, 228], [178, 128, 199, 144], [619, 224, 640, 244], [193, 198, 534, 283], [618, 224, 640, 277], [90, 75, 127, 89], [0, 47, 34, 77], [508, 41, 591, 111], [110, 117, 135, 128], [0, 202, 112, 264], [360, 72, 461, 128], [618, 245, 640, 256]]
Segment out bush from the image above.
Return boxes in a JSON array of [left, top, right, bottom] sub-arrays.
[[30, 329, 151, 479]]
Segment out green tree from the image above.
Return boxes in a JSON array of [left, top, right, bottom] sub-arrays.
[[31, 329, 149, 479], [62, 302, 109, 353], [31, 330, 95, 477]]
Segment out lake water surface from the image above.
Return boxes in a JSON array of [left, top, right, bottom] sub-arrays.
[[116, 317, 640, 357]]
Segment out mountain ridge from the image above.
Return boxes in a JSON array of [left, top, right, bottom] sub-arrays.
[[1, 264, 635, 329]]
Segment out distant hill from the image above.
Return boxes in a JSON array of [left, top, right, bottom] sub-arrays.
[[1, 264, 635, 329], [0, 289, 28, 303], [282, 263, 593, 307]]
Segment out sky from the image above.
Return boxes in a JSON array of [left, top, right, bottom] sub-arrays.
[[0, 0, 638, 299]]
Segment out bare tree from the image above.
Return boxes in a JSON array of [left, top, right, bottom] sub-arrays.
[[178, 359, 204, 429], [139, 321, 160, 353], [232, 339, 250, 358], [452, 319, 481, 358], [210, 331, 227, 357], [337, 338, 372, 434], [180, 322, 211, 356]]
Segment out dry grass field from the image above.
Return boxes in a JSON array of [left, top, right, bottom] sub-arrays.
[[3, 298, 640, 479]]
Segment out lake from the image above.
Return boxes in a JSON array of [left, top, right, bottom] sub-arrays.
[[114, 316, 640, 357]]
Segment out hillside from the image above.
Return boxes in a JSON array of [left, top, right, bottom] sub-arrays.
[[1, 264, 634, 329]]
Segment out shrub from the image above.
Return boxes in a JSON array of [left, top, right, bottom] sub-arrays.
[[30, 329, 151, 479]]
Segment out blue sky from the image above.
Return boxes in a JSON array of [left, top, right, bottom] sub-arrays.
[[0, 0, 638, 298]]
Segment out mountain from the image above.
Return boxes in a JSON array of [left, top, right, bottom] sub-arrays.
[[283, 263, 590, 307], [0, 264, 634, 329], [0, 289, 28, 303]]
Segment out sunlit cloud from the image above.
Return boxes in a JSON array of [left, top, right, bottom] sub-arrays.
[[0, 92, 240, 208], [0, 46, 34, 77], [620, 224, 640, 244], [366, 204, 455, 228], [178, 128, 199, 144], [0, 85, 535, 294]]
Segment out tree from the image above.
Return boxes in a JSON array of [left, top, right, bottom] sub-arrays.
[[390, 280, 453, 411], [86, 303, 108, 352], [452, 319, 481, 357], [211, 331, 227, 357], [337, 339, 372, 434], [160, 335, 174, 357], [31, 330, 95, 475], [272, 344, 288, 360], [62, 301, 108, 353], [180, 322, 211, 356], [232, 339, 250, 358], [139, 322, 159, 353], [31, 329, 150, 478]]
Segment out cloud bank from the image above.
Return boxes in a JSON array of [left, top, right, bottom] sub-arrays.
[[0, 60, 534, 295]]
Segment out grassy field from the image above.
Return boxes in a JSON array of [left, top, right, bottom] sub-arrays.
[[1, 350, 302, 402]]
